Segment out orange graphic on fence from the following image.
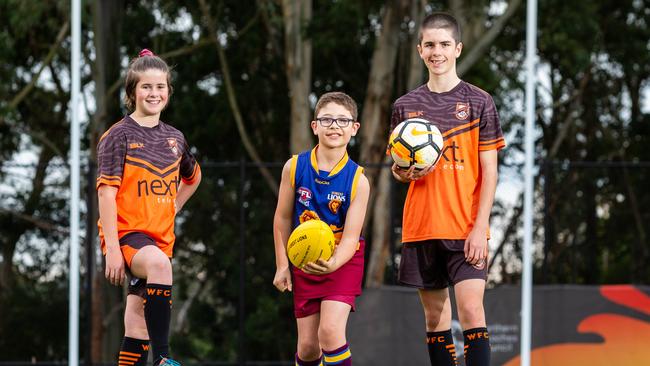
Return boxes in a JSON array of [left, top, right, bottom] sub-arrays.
[[504, 285, 650, 366]]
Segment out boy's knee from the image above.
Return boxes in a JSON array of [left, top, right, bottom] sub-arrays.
[[317, 321, 343, 348], [297, 339, 321, 360], [422, 302, 447, 329], [458, 302, 485, 326]]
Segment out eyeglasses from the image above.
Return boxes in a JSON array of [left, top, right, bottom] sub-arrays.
[[316, 117, 355, 128]]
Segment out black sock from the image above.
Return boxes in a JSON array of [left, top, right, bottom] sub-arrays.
[[144, 283, 172, 365], [463, 327, 490, 366], [118, 337, 149, 366], [426, 330, 457, 366]]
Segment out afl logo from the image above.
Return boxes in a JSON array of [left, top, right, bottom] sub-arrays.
[[455, 102, 470, 120], [297, 187, 312, 207], [167, 138, 180, 156]]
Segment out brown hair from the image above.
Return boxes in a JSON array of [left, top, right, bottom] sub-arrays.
[[123, 49, 173, 111], [314, 92, 358, 121], [419, 12, 462, 44]]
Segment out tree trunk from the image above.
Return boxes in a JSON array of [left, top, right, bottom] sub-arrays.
[[360, 0, 410, 286], [282, 0, 313, 154], [365, 156, 393, 287]]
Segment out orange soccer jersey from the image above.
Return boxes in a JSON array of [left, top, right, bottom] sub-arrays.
[[96, 116, 201, 257], [391, 81, 506, 242]]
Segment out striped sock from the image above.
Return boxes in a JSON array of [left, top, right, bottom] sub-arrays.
[[323, 343, 351, 365], [463, 327, 490, 366], [426, 330, 457, 365], [118, 337, 149, 366], [295, 353, 323, 365]]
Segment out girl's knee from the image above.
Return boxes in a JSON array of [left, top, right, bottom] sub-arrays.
[[124, 310, 148, 339], [148, 256, 171, 272]]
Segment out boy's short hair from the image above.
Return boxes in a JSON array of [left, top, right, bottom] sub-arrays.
[[419, 12, 462, 44], [314, 92, 358, 121]]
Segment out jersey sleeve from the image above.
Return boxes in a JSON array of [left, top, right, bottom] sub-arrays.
[[179, 136, 200, 184], [390, 103, 404, 130], [478, 95, 506, 151], [96, 128, 126, 189]]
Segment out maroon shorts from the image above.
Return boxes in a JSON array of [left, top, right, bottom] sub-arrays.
[[292, 240, 365, 318], [294, 295, 357, 318], [398, 239, 487, 289]]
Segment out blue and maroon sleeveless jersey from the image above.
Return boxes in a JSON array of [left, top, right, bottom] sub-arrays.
[[290, 146, 364, 244]]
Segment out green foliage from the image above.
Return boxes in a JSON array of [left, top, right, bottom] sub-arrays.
[[0, 273, 68, 360]]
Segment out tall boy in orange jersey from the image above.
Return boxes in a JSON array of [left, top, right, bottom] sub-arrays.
[[97, 49, 201, 366], [273, 92, 370, 366], [391, 13, 505, 366]]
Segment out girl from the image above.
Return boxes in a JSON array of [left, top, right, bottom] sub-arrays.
[[97, 49, 201, 366]]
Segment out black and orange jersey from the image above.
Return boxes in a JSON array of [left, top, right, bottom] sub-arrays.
[[96, 115, 200, 256], [391, 81, 506, 242]]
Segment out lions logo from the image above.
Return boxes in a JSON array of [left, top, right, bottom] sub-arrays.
[[455, 102, 470, 120], [297, 187, 313, 207], [167, 138, 180, 156], [328, 198, 342, 214], [299, 210, 320, 223]]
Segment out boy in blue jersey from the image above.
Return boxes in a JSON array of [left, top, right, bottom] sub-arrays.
[[273, 92, 370, 366]]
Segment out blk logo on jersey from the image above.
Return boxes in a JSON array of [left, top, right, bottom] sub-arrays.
[[297, 187, 313, 206], [455, 102, 470, 120], [407, 110, 424, 118], [167, 138, 179, 156]]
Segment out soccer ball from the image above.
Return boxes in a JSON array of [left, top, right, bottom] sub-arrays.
[[286, 219, 335, 269], [388, 118, 444, 170]]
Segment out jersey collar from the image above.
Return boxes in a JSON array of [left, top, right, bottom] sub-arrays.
[[310, 145, 349, 177]]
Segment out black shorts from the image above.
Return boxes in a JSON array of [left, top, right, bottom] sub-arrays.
[[398, 239, 488, 289], [126, 271, 147, 298], [119, 232, 165, 298]]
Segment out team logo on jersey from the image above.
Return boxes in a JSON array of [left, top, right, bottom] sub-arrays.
[[299, 209, 320, 223], [455, 102, 470, 120], [328, 198, 342, 214], [297, 187, 313, 207], [472, 259, 487, 270], [327, 192, 346, 214], [167, 138, 180, 156], [407, 110, 424, 118]]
